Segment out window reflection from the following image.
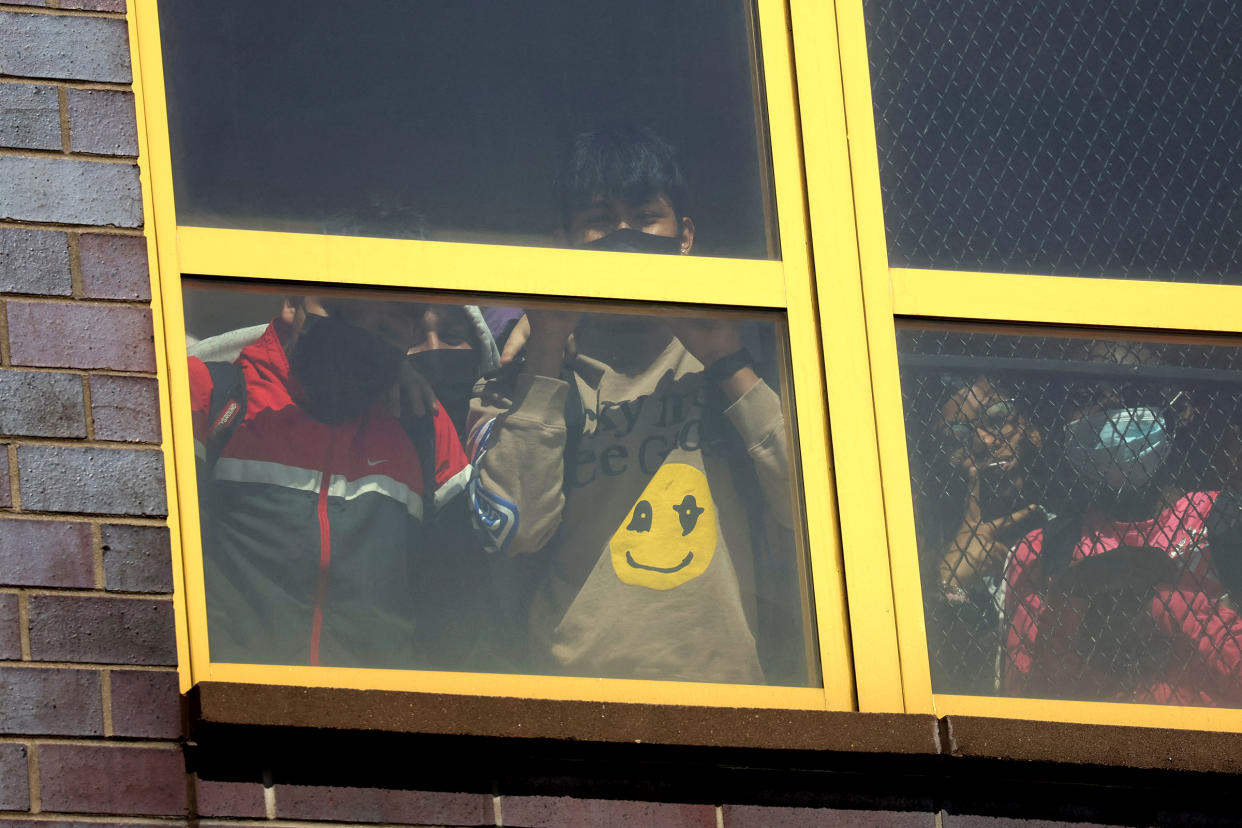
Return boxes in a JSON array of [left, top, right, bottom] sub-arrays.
[[865, 0, 1242, 282], [901, 328, 1242, 705], [158, 0, 778, 258], [184, 280, 817, 686]]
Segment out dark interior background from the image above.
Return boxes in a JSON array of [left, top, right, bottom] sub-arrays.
[[159, 0, 777, 259], [864, 0, 1242, 283]]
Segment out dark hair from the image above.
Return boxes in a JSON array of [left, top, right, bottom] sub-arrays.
[[557, 124, 687, 229]]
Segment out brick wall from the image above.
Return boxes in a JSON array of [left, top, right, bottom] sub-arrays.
[[0, 0, 187, 824]]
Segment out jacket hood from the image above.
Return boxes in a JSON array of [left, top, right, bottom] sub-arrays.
[[464, 305, 501, 376]]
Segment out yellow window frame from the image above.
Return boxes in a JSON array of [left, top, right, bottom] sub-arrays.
[[128, 0, 884, 713], [829, 0, 1242, 731]]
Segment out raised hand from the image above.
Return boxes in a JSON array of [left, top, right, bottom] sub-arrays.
[[939, 465, 1038, 590], [669, 317, 743, 368], [522, 309, 581, 377], [385, 360, 438, 420], [499, 314, 531, 366]]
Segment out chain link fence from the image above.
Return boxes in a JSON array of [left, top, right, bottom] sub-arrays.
[[864, 0, 1242, 282], [899, 328, 1242, 705]]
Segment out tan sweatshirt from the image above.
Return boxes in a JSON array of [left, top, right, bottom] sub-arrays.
[[467, 335, 794, 684]]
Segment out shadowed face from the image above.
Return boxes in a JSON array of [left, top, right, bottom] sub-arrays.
[[408, 306, 474, 354], [567, 193, 694, 252], [323, 298, 422, 352], [937, 378, 1042, 517], [939, 378, 1038, 476]]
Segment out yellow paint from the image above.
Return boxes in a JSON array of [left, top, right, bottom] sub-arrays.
[[176, 226, 787, 309], [130, 0, 196, 692], [610, 463, 718, 589], [756, 0, 856, 708], [822, 0, 940, 714], [789, 0, 906, 712], [892, 267, 1242, 335], [934, 693, 1242, 733], [131, 0, 219, 693], [208, 661, 830, 710]]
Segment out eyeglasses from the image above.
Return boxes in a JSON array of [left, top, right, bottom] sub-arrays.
[[945, 399, 1020, 445]]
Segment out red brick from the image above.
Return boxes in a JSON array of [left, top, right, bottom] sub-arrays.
[[27, 595, 176, 665], [0, 518, 94, 588], [277, 784, 492, 825], [91, 374, 161, 443], [38, 743, 186, 816], [724, 805, 937, 828], [195, 777, 266, 819], [101, 523, 172, 593], [500, 796, 715, 828], [0, 743, 29, 811], [0, 593, 20, 660], [78, 233, 149, 301], [8, 302, 155, 372], [110, 668, 180, 739], [0, 665, 102, 735]]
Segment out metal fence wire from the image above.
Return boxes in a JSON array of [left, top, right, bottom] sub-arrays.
[[898, 329, 1242, 705], [863, 0, 1242, 283]]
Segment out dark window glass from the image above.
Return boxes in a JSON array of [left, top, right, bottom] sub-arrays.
[[899, 324, 1242, 705], [866, 1, 1242, 282], [159, 1, 778, 259], [183, 277, 818, 686]]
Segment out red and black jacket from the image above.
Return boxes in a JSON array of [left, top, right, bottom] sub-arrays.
[[189, 319, 470, 668]]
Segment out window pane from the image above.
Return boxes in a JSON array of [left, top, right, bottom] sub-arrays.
[[865, 1, 1242, 283], [899, 325, 1242, 705], [183, 278, 818, 686], [159, 1, 778, 259]]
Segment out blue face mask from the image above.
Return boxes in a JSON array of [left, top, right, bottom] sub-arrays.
[[1065, 407, 1171, 491]]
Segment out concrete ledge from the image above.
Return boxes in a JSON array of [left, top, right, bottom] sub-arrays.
[[192, 682, 1242, 775], [191, 682, 940, 755], [946, 715, 1242, 775]]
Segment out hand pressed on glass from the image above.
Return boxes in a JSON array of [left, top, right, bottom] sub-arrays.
[[940, 465, 1039, 591]]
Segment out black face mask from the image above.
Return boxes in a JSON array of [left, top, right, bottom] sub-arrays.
[[406, 349, 477, 431], [581, 228, 683, 255], [290, 313, 404, 424]]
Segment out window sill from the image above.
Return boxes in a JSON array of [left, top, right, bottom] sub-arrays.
[[189, 682, 1242, 775], [189, 681, 936, 754]]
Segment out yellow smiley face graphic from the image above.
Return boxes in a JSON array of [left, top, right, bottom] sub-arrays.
[[609, 463, 717, 590]]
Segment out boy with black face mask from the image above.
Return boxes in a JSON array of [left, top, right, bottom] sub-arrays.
[[466, 126, 796, 684], [189, 295, 470, 668], [405, 303, 500, 439], [1003, 343, 1242, 705]]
